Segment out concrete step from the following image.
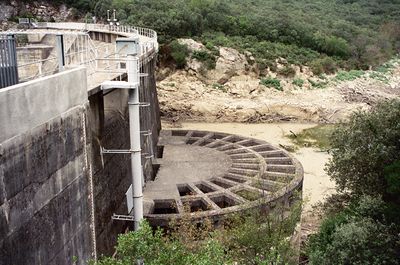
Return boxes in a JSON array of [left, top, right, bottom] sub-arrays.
[[265, 157, 293, 165], [266, 164, 296, 174], [263, 171, 295, 183]]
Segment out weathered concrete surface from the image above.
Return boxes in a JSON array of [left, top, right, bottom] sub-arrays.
[[90, 56, 161, 255], [0, 67, 88, 143], [0, 26, 161, 262], [144, 143, 232, 200], [145, 130, 304, 227], [0, 68, 92, 265]]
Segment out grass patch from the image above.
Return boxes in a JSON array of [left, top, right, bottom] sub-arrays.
[[308, 79, 328, 89], [212, 83, 227, 92], [287, 124, 336, 150], [192, 50, 216, 70], [334, 70, 365, 82], [292, 78, 305, 88], [235, 190, 261, 201], [260, 77, 282, 91], [369, 72, 389, 83]]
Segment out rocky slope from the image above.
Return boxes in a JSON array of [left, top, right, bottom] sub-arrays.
[[0, 0, 74, 30], [158, 39, 400, 123]]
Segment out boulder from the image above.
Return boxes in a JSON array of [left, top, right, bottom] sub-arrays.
[[178, 38, 205, 52]]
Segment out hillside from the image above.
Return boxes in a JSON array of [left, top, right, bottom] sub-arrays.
[[68, 0, 400, 71], [157, 39, 400, 123], [4, 0, 399, 71]]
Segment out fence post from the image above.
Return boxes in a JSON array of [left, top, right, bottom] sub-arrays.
[[56, 34, 65, 72]]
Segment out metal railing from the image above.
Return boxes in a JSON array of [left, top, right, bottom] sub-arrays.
[[1, 22, 158, 85], [9, 33, 99, 83], [37, 22, 158, 55], [0, 35, 19, 88]]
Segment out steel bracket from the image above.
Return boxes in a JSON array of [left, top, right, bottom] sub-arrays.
[[112, 214, 135, 222]]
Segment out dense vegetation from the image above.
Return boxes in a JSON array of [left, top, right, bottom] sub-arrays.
[[306, 100, 400, 264], [93, 198, 302, 265], [53, 0, 400, 72]]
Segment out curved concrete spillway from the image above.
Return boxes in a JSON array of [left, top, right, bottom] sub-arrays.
[[144, 130, 304, 226]]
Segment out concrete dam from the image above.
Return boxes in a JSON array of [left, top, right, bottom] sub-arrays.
[[0, 23, 303, 265]]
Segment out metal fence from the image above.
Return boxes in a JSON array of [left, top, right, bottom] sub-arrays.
[[0, 35, 19, 88], [1, 22, 158, 86]]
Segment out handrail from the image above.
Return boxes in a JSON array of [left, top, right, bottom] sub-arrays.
[[36, 22, 158, 52], [3, 22, 159, 84]]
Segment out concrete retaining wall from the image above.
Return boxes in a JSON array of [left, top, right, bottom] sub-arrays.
[[0, 68, 93, 265]]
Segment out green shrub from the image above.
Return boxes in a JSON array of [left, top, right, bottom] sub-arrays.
[[307, 79, 328, 89], [307, 196, 400, 265], [95, 221, 230, 265], [327, 100, 400, 199], [94, 200, 303, 265], [309, 218, 399, 265], [369, 72, 389, 83], [192, 50, 216, 70], [169, 40, 189, 68], [334, 70, 364, 82], [277, 65, 296, 77], [292, 78, 305, 87], [310, 57, 337, 75], [384, 161, 400, 199], [260, 77, 282, 91]]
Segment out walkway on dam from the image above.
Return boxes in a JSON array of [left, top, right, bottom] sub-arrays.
[[4, 22, 158, 95]]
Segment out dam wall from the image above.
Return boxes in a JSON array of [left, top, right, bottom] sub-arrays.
[[0, 68, 93, 265], [90, 55, 161, 255], [0, 23, 161, 264]]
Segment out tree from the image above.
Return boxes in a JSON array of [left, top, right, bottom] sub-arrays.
[[307, 196, 400, 265], [326, 99, 400, 200]]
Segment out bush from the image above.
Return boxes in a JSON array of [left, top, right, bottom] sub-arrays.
[[292, 78, 304, 87], [334, 70, 364, 81], [307, 79, 328, 89], [277, 65, 296, 77], [94, 198, 303, 265], [310, 57, 337, 75], [327, 100, 400, 199], [169, 40, 189, 68], [309, 218, 399, 265], [307, 196, 400, 265], [192, 50, 216, 70], [95, 221, 229, 265], [260, 77, 282, 91]]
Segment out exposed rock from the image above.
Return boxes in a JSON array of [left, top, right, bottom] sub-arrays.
[[178, 38, 205, 52], [186, 58, 203, 73], [156, 67, 172, 81], [0, 3, 15, 21], [207, 47, 248, 83], [0, 0, 75, 26], [158, 39, 400, 124]]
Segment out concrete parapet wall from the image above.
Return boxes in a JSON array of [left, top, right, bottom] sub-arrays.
[[0, 68, 92, 265], [0, 67, 88, 143]]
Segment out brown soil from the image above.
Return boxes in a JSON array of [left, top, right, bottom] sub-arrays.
[[157, 63, 400, 124]]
